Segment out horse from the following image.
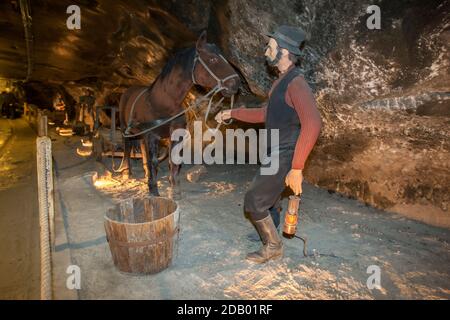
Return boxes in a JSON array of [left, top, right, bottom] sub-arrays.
[[119, 31, 240, 198]]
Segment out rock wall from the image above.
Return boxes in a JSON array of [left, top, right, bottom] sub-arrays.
[[206, 0, 450, 228], [1, 0, 448, 227]]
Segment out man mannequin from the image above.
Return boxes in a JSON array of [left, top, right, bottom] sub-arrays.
[[216, 25, 322, 263]]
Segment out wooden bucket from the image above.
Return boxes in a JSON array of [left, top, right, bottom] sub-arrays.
[[104, 196, 179, 274]]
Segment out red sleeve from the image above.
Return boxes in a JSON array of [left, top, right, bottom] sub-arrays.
[[286, 76, 322, 170], [230, 106, 267, 123]]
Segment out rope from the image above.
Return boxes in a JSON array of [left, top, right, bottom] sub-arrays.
[[294, 234, 308, 257], [19, 0, 33, 81], [110, 148, 126, 173], [203, 90, 224, 131], [122, 84, 234, 138], [36, 137, 53, 300], [293, 233, 344, 260], [175, 207, 181, 260], [203, 91, 235, 133], [124, 87, 148, 135]]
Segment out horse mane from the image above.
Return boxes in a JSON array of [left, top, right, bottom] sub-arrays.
[[157, 43, 223, 83], [158, 46, 197, 82]]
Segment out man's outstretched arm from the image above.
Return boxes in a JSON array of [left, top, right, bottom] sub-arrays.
[[216, 103, 267, 124], [230, 104, 267, 123]]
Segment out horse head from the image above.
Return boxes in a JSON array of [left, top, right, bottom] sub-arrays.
[[192, 31, 240, 97]]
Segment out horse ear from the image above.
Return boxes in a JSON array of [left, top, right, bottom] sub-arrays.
[[196, 30, 207, 51]]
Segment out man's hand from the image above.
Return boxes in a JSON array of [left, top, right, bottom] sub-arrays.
[[285, 169, 303, 195], [215, 110, 232, 123]]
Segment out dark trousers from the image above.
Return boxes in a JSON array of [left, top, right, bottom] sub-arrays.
[[244, 149, 294, 221]]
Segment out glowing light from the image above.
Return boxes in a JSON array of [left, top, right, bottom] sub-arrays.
[[81, 139, 93, 147], [285, 214, 298, 225], [92, 171, 118, 188], [76, 147, 92, 157], [58, 128, 74, 136], [94, 179, 115, 188]]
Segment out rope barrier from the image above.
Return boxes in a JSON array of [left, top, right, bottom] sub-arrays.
[[36, 136, 54, 300]]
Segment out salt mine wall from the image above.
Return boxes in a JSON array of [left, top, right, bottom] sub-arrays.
[[0, 0, 448, 227]]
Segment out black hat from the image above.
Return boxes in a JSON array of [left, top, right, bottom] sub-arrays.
[[265, 25, 307, 55]]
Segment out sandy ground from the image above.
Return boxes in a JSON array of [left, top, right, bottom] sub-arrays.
[[0, 118, 40, 299], [50, 130, 450, 300]]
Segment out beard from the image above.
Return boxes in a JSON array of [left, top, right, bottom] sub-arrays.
[[265, 49, 282, 67], [265, 48, 282, 76], [265, 62, 279, 77]]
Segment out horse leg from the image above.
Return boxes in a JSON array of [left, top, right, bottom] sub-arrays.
[[168, 120, 186, 200], [140, 138, 150, 181], [121, 137, 133, 179], [144, 134, 160, 196], [168, 142, 182, 200]]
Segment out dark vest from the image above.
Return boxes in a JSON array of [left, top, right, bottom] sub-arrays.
[[265, 67, 302, 151]]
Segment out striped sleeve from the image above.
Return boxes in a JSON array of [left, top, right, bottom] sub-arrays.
[[230, 105, 267, 123], [286, 76, 322, 170]]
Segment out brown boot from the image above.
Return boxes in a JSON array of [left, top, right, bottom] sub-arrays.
[[246, 215, 283, 263]]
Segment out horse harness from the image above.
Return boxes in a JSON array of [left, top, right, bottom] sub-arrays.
[[123, 50, 240, 138]]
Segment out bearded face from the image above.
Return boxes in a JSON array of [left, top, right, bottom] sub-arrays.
[[264, 38, 283, 67]]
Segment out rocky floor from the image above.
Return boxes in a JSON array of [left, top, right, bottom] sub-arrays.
[[51, 130, 450, 300]]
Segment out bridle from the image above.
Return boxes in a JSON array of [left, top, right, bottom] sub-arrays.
[[191, 51, 239, 93], [123, 49, 239, 138], [191, 50, 239, 131]]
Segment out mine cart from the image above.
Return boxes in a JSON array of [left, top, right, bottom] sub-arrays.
[[92, 105, 169, 167], [92, 105, 142, 162]]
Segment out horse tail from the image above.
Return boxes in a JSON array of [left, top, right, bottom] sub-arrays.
[[157, 146, 169, 162]]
